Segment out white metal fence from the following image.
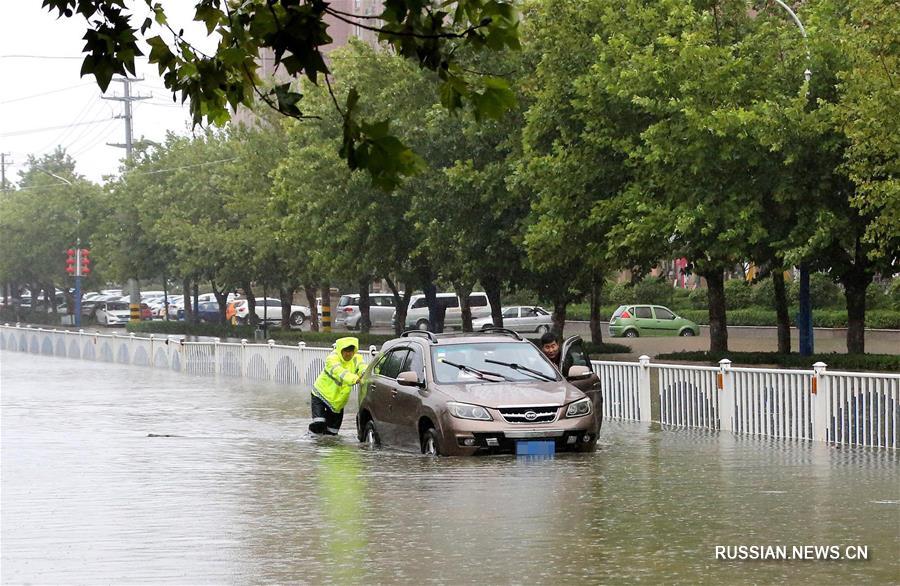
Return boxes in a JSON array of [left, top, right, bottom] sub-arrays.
[[3, 324, 898, 448]]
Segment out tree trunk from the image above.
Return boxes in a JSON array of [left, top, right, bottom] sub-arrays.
[[385, 276, 409, 336], [551, 297, 567, 338], [211, 281, 229, 323], [279, 286, 295, 329], [303, 283, 319, 332], [772, 271, 791, 354], [182, 278, 194, 323], [242, 281, 258, 326], [589, 279, 603, 345], [423, 281, 440, 333], [45, 283, 58, 315], [358, 277, 371, 333], [844, 279, 867, 354], [483, 276, 503, 328], [704, 269, 728, 353], [454, 282, 474, 332], [192, 283, 200, 325]]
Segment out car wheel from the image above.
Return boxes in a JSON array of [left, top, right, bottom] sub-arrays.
[[536, 324, 550, 334], [680, 329, 695, 337], [421, 427, 443, 456], [416, 319, 430, 331], [624, 329, 639, 338], [575, 436, 599, 453], [363, 421, 380, 447], [290, 311, 306, 327]]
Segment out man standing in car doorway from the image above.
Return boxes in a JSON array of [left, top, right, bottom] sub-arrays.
[[310, 337, 366, 435], [540, 332, 562, 367]]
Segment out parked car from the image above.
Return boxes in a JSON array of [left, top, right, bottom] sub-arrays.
[[177, 301, 223, 323], [356, 329, 602, 456], [94, 301, 131, 326], [335, 293, 399, 329], [472, 306, 552, 334], [231, 297, 310, 327], [608, 304, 700, 338], [400, 291, 493, 331]]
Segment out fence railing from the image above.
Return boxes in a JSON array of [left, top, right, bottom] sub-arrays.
[[3, 323, 897, 448]]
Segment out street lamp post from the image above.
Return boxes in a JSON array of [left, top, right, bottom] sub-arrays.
[[771, 0, 815, 356]]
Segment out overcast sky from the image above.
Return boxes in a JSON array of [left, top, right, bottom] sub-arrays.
[[0, 2, 215, 185]]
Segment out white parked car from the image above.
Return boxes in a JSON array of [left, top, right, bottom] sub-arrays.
[[233, 297, 310, 327], [334, 293, 399, 329], [472, 306, 552, 334], [401, 291, 493, 331], [94, 301, 131, 326]]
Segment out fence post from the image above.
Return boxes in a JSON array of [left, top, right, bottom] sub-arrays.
[[638, 355, 652, 422], [718, 359, 734, 432], [214, 339, 220, 375], [149, 334, 155, 368], [298, 341, 307, 385], [268, 339, 276, 381], [129, 332, 136, 365], [241, 339, 248, 377], [812, 361, 829, 442]]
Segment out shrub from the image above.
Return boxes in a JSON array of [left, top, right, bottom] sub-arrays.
[[724, 279, 755, 310], [655, 351, 900, 373], [632, 277, 675, 306], [888, 278, 900, 311], [866, 281, 891, 310], [0, 308, 64, 326], [787, 272, 842, 309], [687, 287, 708, 309]]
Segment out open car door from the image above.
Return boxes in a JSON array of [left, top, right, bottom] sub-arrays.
[[561, 336, 603, 429]]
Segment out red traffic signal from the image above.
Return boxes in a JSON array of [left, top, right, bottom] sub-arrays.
[[65, 249, 77, 274]]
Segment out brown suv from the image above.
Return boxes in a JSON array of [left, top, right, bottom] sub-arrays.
[[356, 329, 603, 456]]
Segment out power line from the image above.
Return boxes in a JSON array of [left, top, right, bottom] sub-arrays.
[[0, 118, 115, 138], [0, 82, 97, 105]]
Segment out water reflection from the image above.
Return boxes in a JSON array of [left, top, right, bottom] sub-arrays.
[[2, 351, 898, 584]]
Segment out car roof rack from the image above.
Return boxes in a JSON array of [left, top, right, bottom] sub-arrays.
[[480, 326, 524, 341], [400, 330, 439, 343]]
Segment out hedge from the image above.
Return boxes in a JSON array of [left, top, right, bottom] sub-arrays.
[[655, 351, 900, 373], [677, 309, 900, 329]]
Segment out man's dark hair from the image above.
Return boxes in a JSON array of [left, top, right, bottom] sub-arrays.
[[540, 332, 558, 346]]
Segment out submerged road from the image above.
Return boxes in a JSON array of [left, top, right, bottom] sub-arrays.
[[2, 350, 898, 584]]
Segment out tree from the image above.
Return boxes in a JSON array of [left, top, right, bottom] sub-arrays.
[[43, 0, 519, 189]]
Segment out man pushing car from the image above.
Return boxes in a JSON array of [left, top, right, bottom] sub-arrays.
[[309, 336, 366, 435]]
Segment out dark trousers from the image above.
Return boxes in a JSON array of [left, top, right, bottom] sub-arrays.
[[309, 393, 343, 435]]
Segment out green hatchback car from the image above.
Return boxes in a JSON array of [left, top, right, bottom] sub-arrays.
[[608, 304, 700, 338]]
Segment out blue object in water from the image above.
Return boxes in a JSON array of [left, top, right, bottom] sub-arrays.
[[516, 440, 555, 456]]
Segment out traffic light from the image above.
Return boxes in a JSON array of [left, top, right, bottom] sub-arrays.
[[65, 249, 76, 275], [80, 248, 91, 275]]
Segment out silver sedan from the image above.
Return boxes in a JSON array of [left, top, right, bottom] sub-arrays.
[[472, 306, 552, 334]]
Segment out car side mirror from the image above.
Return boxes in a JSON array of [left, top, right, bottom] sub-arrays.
[[397, 371, 423, 387], [567, 365, 592, 380]]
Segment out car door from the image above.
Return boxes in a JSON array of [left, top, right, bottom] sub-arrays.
[[371, 295, 392, 326], [468, 293, 491, 321], [633, 305, 656, 335], [501, 306, 520, 330], [519, 306, 542, 331], [652, 306, 679, 335], [561, 336, 603, 422], [369, 347, 410, 445], [390, 345, 427, 450]]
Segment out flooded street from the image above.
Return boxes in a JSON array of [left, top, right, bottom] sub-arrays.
[[2, 350, 898, 584]]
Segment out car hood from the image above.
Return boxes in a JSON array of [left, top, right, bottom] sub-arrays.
[[437, 380, 582, 408]]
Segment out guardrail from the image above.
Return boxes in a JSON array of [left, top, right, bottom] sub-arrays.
[[3, 323, 897, 448]]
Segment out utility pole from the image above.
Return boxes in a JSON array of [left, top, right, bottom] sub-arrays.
[[103, 76, 150, 323], [0, 153, 10, 191]]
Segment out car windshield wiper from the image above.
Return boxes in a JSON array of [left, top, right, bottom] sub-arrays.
[[439, 358, 507, 381], [483, 359, 557, 382]]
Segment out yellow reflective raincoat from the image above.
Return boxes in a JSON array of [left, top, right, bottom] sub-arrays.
[[313, 337, 366, 412]]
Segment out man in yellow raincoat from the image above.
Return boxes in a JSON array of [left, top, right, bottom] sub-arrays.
[[310, 337, 366, 435]]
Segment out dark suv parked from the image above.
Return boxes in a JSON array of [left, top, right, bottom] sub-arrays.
[[356, 329, 602, 456]]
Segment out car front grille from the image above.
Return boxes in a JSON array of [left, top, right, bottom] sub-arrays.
[[498, 406, 559, 424]]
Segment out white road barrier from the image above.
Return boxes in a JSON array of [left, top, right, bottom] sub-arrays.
[[3, 324, 897, 448]]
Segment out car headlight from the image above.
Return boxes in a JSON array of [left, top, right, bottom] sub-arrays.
[[447, 402, 492, 421], [565, 397, 592, 418]]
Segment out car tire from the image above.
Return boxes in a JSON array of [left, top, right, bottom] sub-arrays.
[[421, 427, 443, 456], [536, 324, 550, 334], [624, 329, 639, 338], [680, 329, 695, 337], [575, 437, 599, 453], [416, 319, 430, 331], [363, 421, 380, 447], [289, 311, 306, 327]]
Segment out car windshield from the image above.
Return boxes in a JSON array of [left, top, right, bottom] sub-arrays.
[[338, 295, 355, 308], [431, 342, 559, 384], [107, 302, 129, 311]]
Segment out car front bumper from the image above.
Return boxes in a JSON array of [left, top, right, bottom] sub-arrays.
[[437, 410, 600, 456]]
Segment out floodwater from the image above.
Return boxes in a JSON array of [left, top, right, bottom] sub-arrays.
[[2, 351, 898, 585]]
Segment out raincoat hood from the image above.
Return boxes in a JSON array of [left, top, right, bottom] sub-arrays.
[[335, 337, 359, 355]]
